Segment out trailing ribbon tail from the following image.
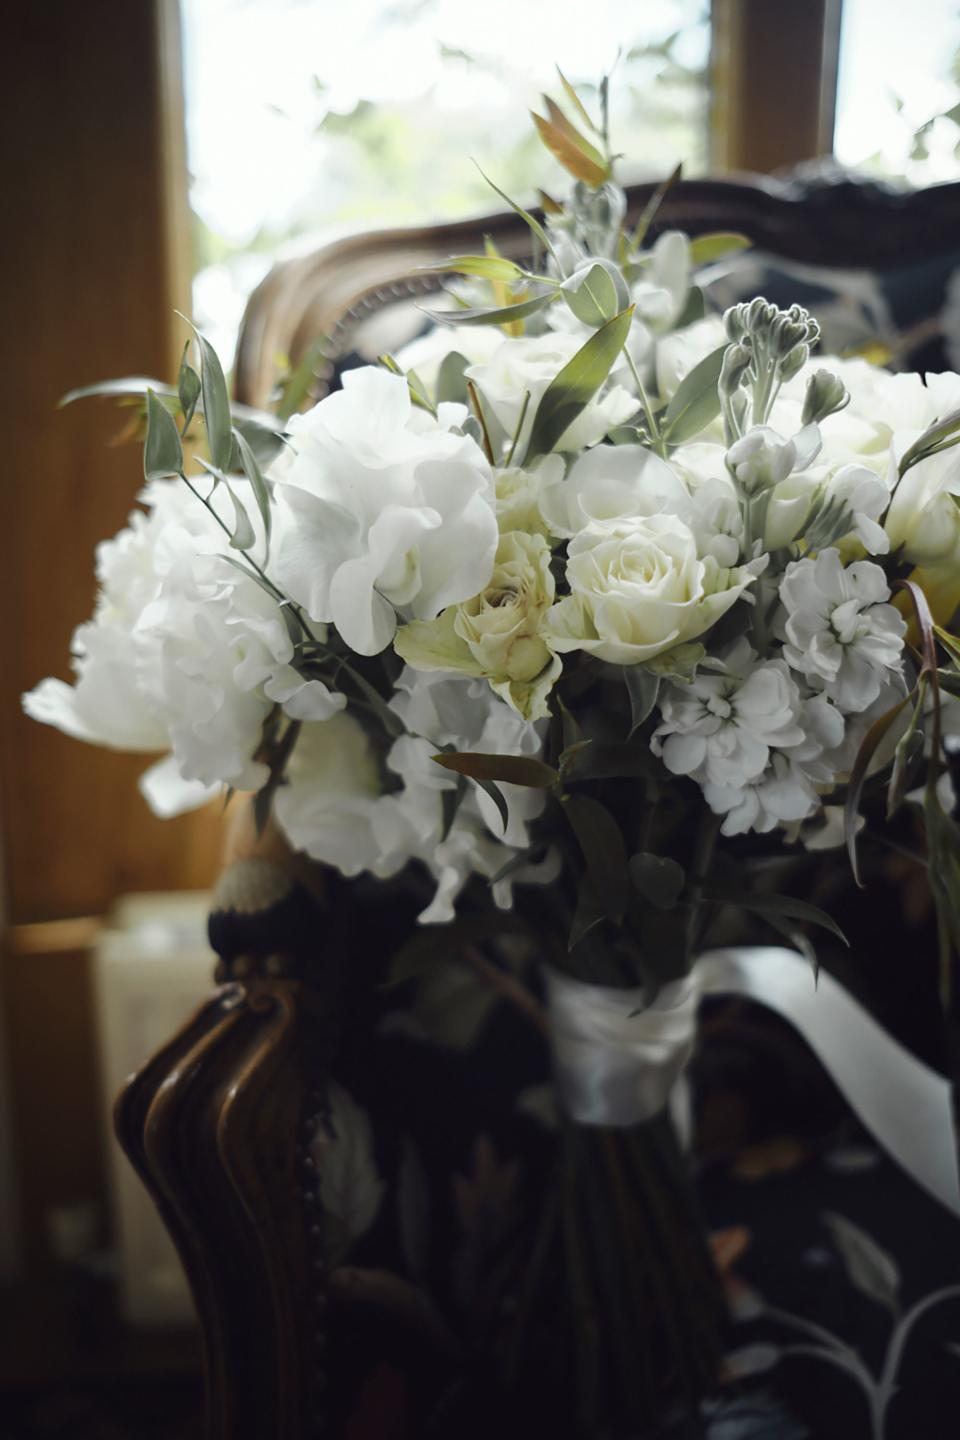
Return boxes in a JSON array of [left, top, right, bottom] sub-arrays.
[[547, 946, 960, 1218]]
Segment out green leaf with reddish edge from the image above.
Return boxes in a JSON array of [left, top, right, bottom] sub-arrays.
[[703, 888, 849, 947], [432, 752, 558, 788], [844, 693, 913, 885]]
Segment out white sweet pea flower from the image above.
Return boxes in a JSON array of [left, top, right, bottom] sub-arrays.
[[273, 713, 400, 879], [652, 638, 805, 789], [546, 514, 758, 667], [778, 549, 905, 709], [884, 440, 960, 563], [271, 367, 497, 656], [465, 332, 636, 456]]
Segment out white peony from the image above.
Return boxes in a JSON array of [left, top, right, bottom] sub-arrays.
[[778, 549, 905, 710], [271, 367, 498, 656], [465, 332, 637, 456], [546, 513, 758, 666]]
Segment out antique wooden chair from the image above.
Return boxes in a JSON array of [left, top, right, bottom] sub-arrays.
[[117, 172, 960, 1440]]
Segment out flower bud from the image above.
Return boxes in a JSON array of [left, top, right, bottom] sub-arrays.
[[802, 369, 850, 426], [726, 427, 797, 496], [779, 343, 810, 382], [719, 343, 752, 396]]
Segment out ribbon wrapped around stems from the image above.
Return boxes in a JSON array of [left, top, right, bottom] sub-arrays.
[[546, 945, 960, 1219]]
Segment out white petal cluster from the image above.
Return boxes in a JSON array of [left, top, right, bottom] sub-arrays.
[[779, 549, 906, 710], [272, 367, 498, 655]]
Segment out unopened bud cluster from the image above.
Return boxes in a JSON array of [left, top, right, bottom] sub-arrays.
[[720, 300, 822, 433]]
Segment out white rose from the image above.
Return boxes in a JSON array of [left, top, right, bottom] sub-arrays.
[[466, 332, 636, 457], [494, 455, 563, 538], [538, 442, 689, 539], [271, 367, 497, 655], [395, 531, 560, 720], [546, 513, 756, 666]]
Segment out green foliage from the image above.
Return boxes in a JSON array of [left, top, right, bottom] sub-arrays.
[[525, 306, 635, 458], [661, 343, 727, 444], [144, 389, 183, 481]]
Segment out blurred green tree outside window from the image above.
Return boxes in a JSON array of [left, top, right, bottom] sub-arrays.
[[181, 0, 709, 358]]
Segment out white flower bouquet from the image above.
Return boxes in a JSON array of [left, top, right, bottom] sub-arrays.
[[25, 81, 960, 1430]]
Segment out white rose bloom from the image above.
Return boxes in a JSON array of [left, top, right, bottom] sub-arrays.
[[271, 367, 497, 656], [494, 455, 564, 538], [546, 513, 758, 666], [395, 530, 560, 721], [652, 639, 805, 789], [465, 332, 636, 456], [538, 442, 689, 539], [778, 549, 905, 710]]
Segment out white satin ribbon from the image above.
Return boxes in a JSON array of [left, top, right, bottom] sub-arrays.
[[547, 946, 960, 1219]]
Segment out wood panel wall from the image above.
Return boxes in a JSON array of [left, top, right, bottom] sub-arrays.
[[1, 0, 220, 1271]]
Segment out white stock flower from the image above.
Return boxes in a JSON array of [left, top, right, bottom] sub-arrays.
[[766, 462, 891, 554], [704, 753, 821, 836], [652, 639, 805, 789], [465, 332, 636, 456], [778, 549, 905, 709], [884, 441, 960, 564], [271, 367, 497, 656], [546, 513, 757, 667]]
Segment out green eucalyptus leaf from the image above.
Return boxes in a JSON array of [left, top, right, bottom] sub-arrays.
[[662, 343, 727, 444], [822, 1212, 900, 1313], [473, 162, 558, 262], [526, 305, 634, 458], [435, 351, 471, 405], [441, 772, 468, 842], [674, 284, 705, 328], [183, 320, 233, 471], [225, 484, 256, 551], [60, 376, 173, 407], [623, 666, 660, 735], [629, 852, 685, 909], [421, 254, 527, 282], [562, 793, 629, 920], [845, 692, 913, 884], [432, 751, 558, 788], [561, 260, 626, 327], [232, 413, 287, 468], [144, 389, 183, 481], [420, 290, 555, 329], [232, 425, 273, 558], [688, 232, 751, 266], [178, 344, 202, 432], [704, 888, 849, 948], [475, 776, 509, 834]]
